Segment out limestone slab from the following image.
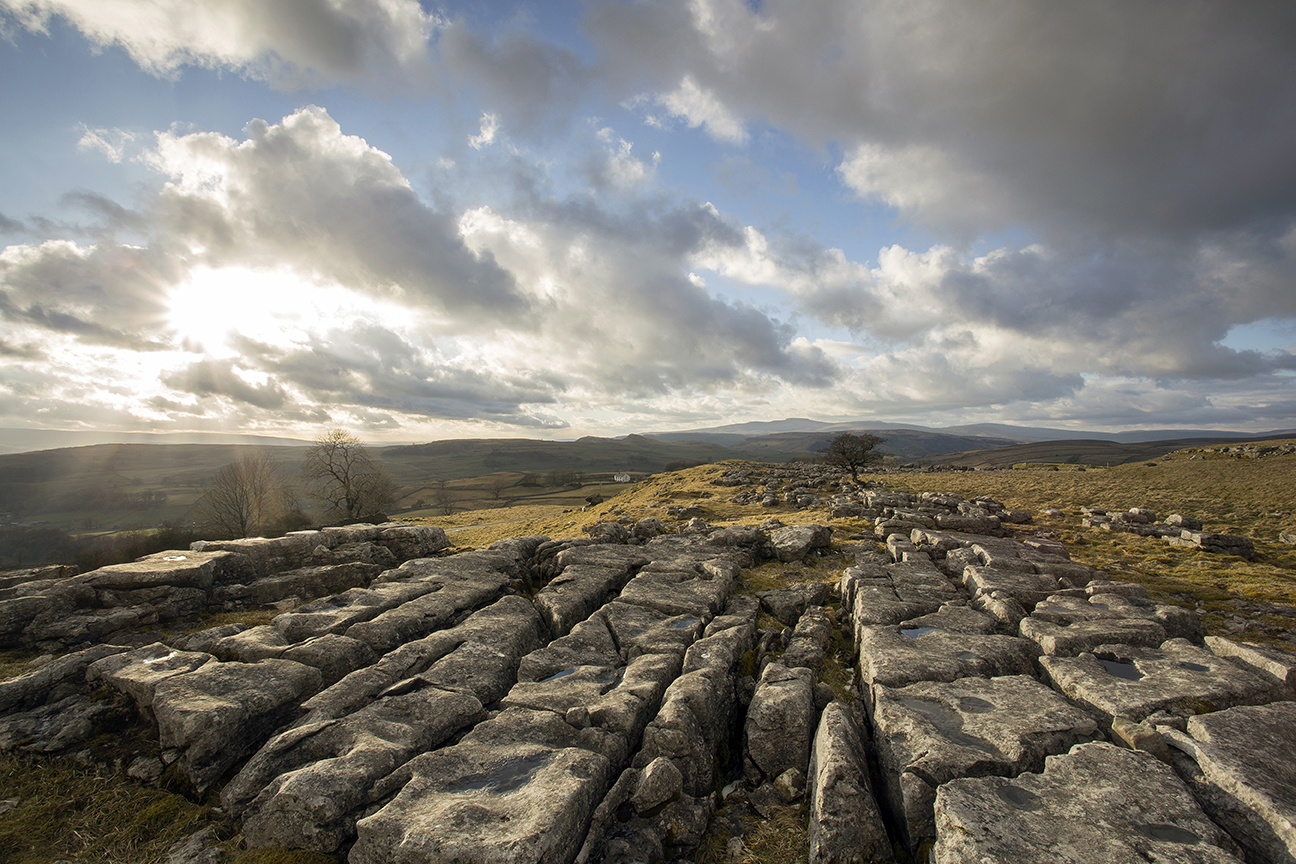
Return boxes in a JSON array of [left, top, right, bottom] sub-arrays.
[[846, 562, 962, 629], [873, 675, 1101, 852], [1175, 702, 1296, 864], [962, 565, 1060, 610], [932, 742, 1243, 864], [153, 658, 322, 793], [857, 624, 1040, 697], [744, 662, 815, 783], [1039, 639, 1286, 728], [350, 743, 610, 864], [808, 702, 893, 863]]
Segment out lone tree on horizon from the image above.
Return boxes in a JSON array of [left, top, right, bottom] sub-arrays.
[[302, 429, 397, 521], [818, 431, 886, 480]]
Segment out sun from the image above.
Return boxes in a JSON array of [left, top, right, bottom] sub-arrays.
[[167, 265, 329, 354]]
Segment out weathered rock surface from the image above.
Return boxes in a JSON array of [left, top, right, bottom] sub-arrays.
[[154, 658, 322, 792], [3, 488, 1295, 864], [808, 702, 893, 863], [933, 742, 1244, 863], [873, 675, 1101, 853], [1168, 702, 1296, 864], [350, 742, 610, 864], [744, 662, 815, 783], [1039, 639, 1287, 728], [771, 524, 833, 562]]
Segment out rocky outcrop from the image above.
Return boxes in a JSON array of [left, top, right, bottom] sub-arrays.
[[1, 497, 1294, 864]]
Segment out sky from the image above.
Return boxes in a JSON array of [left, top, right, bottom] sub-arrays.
[[1, 0, 1294, 443]]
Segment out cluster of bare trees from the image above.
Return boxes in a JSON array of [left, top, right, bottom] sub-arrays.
[[194, 429, 397, 539]]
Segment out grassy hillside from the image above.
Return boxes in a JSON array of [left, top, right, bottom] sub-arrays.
[[922, 435, 1293, 468], [376, 434, 741, 483], [0, 435, 745, 537], [0, 444, 310, 530]]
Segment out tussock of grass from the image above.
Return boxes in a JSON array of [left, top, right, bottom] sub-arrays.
[[0, 751, 207, 864], [0, 649, 45, 683], [734, 805, 809, 863]]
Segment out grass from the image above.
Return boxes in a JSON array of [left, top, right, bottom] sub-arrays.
[[733, 805, 810, 863], [0, 749, 208, 863]]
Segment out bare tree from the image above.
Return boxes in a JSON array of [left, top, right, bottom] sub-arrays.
[[195, 452, 286, 538], [430, 479, 456, 515], [818, 432, 886, 481], [487, 475, 513, 500], [302, 429, 397, 520]]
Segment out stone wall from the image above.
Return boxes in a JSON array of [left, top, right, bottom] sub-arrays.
[[0, 494, 1293, 864]]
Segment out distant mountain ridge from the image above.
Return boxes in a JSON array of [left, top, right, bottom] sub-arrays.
[[0, 428, 312, 455], [646, 418, 1296, 446]]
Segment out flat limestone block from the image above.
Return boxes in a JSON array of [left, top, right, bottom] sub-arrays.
[[1039, 639, 1286, 728], [857, 625, 1040, 694], [87, 642, 215, 710], [848, 561, 963, 628], [874, 675, 1101, 852], [350, 743, 610, 864], [85, 550, 226, 591], [153, 658, 322, 793], [962, 566, 1060, 610], [615, 566, 734, 618], [272, 582, 438, 643], [933, 742, 1244, 864], [535, 565, 628, 638], [1178, 702, 1296, 864], [1020, 615, 1166, 656], [744, 662, 815, 783], [1205, 636, 1296, 698]]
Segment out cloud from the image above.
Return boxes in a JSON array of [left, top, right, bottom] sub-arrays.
[[161, 357, 288, 410], [0, 240, 177, 349], [436, 19, 588, 135], [656, 75, 747, 144], [76, 125, 135, 162], [468, 111, 500, 150], [144, 106, 528, 324], [3, 0, 438, 89], [0, 213, 24, 234], [587, 127, 659, 188], [586, 0, 1296, 240]]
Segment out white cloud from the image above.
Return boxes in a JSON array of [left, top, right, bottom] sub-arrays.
[[594, 127, 659, 186], [469, 112, 500, 150], [76, 125, 135, 163], [1, 0, 438, 88], [657, 75, 747, 144]]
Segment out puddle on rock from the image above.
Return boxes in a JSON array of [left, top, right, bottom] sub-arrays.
[[901, 627, 941, 638], [958, 696, 995, 713], [1141, 824, 1200, 844], [452, 751, 553, 794], [996, 784, 1043, 811], [898, 698, 1001, 755], [956, 651, 980, 661], [1177, 661, 1209, 672], [1098, 659, 1143, 680], [667, 617, 702, 630]]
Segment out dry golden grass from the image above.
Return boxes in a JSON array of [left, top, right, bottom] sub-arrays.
[[0, 750, 207, 864], [733, 805, 810, 863]]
